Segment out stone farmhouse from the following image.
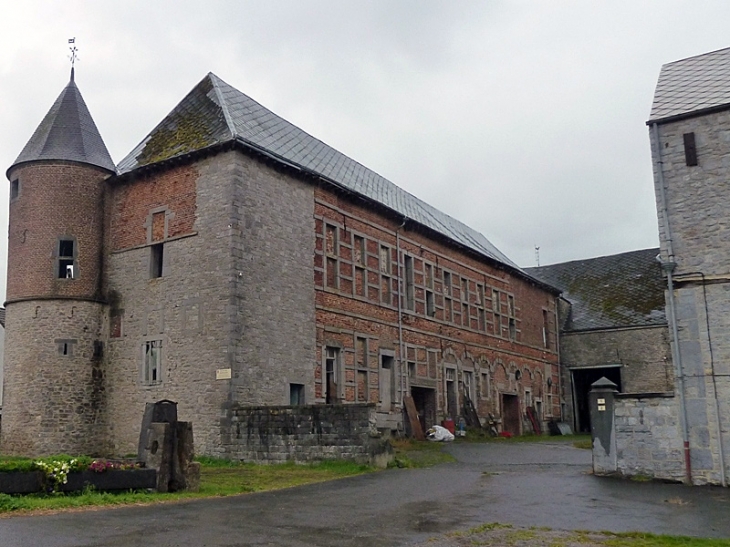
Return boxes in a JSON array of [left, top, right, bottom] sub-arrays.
[[527, 248, 673, 434], [1, 69, 562, 457]]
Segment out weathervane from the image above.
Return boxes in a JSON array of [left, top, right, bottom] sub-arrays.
[[535, 245, 540, 267], [68, 37, 78, 80]]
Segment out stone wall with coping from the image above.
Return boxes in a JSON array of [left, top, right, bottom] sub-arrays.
[[613, 394, 684, 482], [224, 403, 390, 465]]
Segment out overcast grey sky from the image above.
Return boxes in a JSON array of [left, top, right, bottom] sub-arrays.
[[2, 1, 730, 300]]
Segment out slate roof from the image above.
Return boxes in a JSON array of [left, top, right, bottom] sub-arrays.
[[8, 69, 116, 177], [117, 73, 520, 270], [649, 47, 730, 122], [525, 248, 666, 331]]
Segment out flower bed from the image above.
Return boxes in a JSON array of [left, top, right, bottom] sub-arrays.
[[0, 457, 156, 494]]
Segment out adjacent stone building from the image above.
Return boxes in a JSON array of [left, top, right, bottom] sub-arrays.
[[527, 248, 673, 433], [648, 46, 730, 485], [1, 70, 562, 457]]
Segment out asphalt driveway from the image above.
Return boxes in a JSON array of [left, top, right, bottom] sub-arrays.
[[2, 440, 729, 546]]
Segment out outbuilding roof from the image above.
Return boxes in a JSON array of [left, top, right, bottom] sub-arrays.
[[8, 69, 116, 177], [525, 248, 666, 331], [649, 46, 730, 123], [117, 73, 520, 270]]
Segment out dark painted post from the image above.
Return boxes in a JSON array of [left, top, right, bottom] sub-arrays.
[[589, 377, 618, 475]]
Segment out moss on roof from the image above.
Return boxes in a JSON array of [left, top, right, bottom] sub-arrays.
[[526, 248, 666, 331]]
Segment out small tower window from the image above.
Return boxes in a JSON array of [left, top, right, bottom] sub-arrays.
[[683, 132, 698, 166], [57, 238, 77, 279], [10, 179, 19, 201]]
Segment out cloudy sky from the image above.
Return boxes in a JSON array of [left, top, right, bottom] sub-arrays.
[[1, 1, 730, 299]]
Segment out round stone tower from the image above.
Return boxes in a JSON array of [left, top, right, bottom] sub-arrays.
[[1, 68, 116, 456]]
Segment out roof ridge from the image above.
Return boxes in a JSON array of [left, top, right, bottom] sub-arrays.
[[208, 73, 238, 139]]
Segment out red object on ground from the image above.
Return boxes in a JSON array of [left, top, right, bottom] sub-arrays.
[[441, 419, 455, 434], [499, 431, 513, 438]]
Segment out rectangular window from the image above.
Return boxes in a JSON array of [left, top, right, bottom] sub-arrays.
[[290, 383, 305, 406], [325, 346, 340, 404], [426, 291, 435, 317], [150, 243, 164, 278], [404, 255, 414, 310], [58, 238, 76, 279], [509, 318, 516, 340], [463, 371, 474, 402], [443, 271, 452, 296], [683, 132, 698, 167], [143, 340, 162, 385], [10, 179, 19, 201], [542, 310, 550, 349]]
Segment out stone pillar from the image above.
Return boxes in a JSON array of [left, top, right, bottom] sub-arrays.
[[589, 377, 618, 475]]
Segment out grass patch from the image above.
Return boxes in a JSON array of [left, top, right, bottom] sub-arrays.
[[438, 523, 730, 547], [0, 458, 373, 516], [389, 439, 456, 468]]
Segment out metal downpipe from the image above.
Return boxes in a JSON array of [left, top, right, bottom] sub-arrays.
[[652, 121, 692, 485]]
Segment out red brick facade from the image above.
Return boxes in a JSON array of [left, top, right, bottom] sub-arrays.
[[312, 186, 560, 434], [6, 162, 108, 302], [110, 164, 198, 251]]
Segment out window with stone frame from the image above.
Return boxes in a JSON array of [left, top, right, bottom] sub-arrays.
[[353, 234, 367, 298], [424, 263, 436, 317], [57, 237, 77, 279], [325, 223, 339, 289], [443, 271, 453, 322], [143, 340, 162, 385], [355, 336, 369, 402], [379, 245, 392, 306], [324, 346, 341, 404], [404, 254, 415, 311]]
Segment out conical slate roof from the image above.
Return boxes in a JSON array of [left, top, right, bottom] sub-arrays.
[[8, 69, 116, 177], [118, 73, 520, 270]]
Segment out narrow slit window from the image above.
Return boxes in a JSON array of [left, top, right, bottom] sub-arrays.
[[404, 255, 414, 310], [150, 243, 164, 278], [683, 132, 698, 166], [10, 179, 19, 200]]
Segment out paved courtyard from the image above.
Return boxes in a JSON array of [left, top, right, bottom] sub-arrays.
[[2, 440, 729, 546]]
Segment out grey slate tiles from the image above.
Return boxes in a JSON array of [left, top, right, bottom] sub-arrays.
[[117, 73, 519, 269], [526, 248, 666, 331], [10, 69, 116, 175], [650, 46, 730, 122]]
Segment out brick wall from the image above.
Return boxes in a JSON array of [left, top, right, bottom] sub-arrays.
[[6, 162, 107, 301], [224, 403, 390, 464], [312, 186, 561, 433]]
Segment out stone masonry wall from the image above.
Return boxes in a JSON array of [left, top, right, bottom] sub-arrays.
[[226, 152, 316, 410], [1, 300, 107, 456], [613, 395, 684, 482], [104, 156, 235, 456], [225, 403, 384, 464], [561, 325, 674, 393], [652, 112, 730, 485]]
